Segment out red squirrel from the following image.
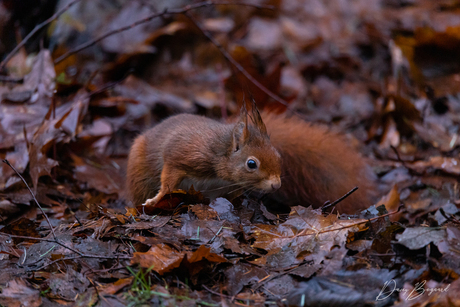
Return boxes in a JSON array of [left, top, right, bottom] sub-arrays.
[[126, 107, 376, 213], [127, 105, 282, 207]]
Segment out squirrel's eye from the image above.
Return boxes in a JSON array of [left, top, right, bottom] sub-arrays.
[[247, 159, 257, 169]]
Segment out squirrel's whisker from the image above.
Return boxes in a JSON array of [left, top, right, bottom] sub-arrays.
[[202, 181, 252, 192]]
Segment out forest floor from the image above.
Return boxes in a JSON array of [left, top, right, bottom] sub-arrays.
[[0, 0, 460, 306]]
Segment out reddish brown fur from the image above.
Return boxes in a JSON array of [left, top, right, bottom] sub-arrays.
[[262, 112, 376, 213], [127, 110, 377, 214], [126, 112, 282, 206]]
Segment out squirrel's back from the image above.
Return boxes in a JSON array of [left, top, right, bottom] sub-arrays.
[[262, 112, 376, 213]]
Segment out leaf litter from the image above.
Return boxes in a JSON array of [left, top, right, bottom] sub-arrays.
[[0, 0, 460, 306]]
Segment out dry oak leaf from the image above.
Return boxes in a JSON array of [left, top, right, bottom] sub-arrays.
[[131, 243, 185, 275], [250, 206, 366, 265], [188, 244, 227, 264], [29, 91, 89, 191], [98, 277, 133, 296]]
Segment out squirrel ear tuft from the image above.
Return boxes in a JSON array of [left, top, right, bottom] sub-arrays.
[[251, 102, 267, 135], [248, 98, 267, 136]]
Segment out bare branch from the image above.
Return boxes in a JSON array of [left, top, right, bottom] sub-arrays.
[[54, 1, 274, 64], [2, 159, 57, 240], [297, 205, 403, 238], [0, 0, 82, 71], [321, 186, 358, 213]]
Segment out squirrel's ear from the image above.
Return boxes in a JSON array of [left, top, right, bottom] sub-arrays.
[[233, 109, 250, 151], [251, 103, 268, 136]]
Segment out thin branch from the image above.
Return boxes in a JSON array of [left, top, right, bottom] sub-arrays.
[[0, 0, 82, 70], [253, 261, 309, 291], [2, 159, 57, 239], [321, 186, 358, 212], [54, 1, 274, 64], [297, 204, 403, 238], [390, 145, 423, 176], [0, 233, 57, 243], [85, 68, 134, 98], [0, 233, 131, 260]]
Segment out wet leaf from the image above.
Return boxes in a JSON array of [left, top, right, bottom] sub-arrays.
[[396, 227, 447, 250]]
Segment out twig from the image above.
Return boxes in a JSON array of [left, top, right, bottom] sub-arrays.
[[390, 145, 422, 176], [321, 186, 358, 212], [253, 261, 308, 291], [207, 225, 224, 244], [202, 285, 265, 303], [2, 159, 57, 239], [0, 233, 57, 243], [297, 204, 403, 237], [84, 265, 127, 275], [87, 276, 100, 300], [32, 255, 81, 271], [0, 0, 82, 70], [202, 285, 233, 300], [85, 68, 134, 98], [0, 233, 131, 260], [54, 1, 274, 64]]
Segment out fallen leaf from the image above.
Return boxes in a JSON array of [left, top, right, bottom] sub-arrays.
[[131, 243, 185, 274], [0, 278, 41, 307], [396, 227, 447, 250]]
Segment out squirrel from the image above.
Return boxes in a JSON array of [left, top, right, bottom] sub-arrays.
[[126, 105, 282, 208], [126, 106, 377, 214]]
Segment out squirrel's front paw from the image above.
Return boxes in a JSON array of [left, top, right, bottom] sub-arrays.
[[142, 194, 161, 206]]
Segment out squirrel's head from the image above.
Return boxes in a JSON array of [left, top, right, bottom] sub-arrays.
[[228, 104, 282, 193]]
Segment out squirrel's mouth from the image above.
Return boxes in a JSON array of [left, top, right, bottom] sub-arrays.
[[257, 176, 281, 192]]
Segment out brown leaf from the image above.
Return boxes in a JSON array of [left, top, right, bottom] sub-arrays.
[[188, 245, 227, 264], [1, 218, 40, 244], [131, 243, 185, 274], [114, 75, 195, 116], [251, 206, 366, 266], [123, 217, 171, 230], [138, 187, 205, 214], [375, 184, 401, 222], [99, 1, 160, 54], [190, 204, 218, 220], [98, 277, 133, 296], [29, 92, 89, 191], [5, 50, 55, 105], [245, 18, 282, 51], [410, 156, 460, 175], [380, 115, 400, 149], [0, 278, 41, 307], [413, 122, 459, 152], [71, 154, 123, 195], [225, 263, 268, 296], [0, 199, 22, 220]]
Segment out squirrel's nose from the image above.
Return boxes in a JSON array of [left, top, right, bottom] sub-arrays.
[[271, 181, 281, 191]]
